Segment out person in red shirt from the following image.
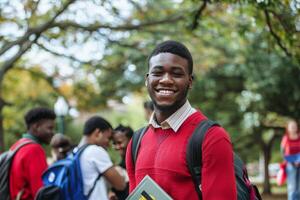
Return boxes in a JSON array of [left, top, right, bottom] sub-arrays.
[[280, 119, 300, 200], [9, 107, 56, 200], [126, 40, 236, 200]]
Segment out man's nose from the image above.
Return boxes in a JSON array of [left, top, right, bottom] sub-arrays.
[[159, 73, 173, 83]]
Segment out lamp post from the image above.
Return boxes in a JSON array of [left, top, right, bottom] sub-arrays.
[[54, 96, 68, 134]]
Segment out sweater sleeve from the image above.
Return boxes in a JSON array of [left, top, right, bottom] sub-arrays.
[[201, 126, 237, 200], [125, 139, 136, 192], [24, 145, 48, 197]]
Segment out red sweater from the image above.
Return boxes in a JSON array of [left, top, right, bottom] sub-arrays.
[[9, 138, 47, 200], [281, 134, 300, 156], [126, 111, 237, 200]]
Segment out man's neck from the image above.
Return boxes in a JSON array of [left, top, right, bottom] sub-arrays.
[[80, 136, 93, 145], [22, 132, 41, 144], [154, 101, 187, 124], [154, 110, 174, 124]]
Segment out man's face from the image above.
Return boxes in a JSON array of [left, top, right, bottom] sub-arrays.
[[35, 119, 55, 144], [96, 129, 112, 149], [113, 131, 130, 157], [146, 52, 192, 112]]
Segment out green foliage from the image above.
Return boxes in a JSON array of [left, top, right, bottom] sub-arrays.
[[2, 68, 57, 149]]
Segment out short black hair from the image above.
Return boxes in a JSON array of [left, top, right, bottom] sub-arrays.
[[148, 40, 193, 74], [114, 124, 134, 139], [24, 107, 56, 129], [143, 101, 154, 111], [83, 116, 112, 136]]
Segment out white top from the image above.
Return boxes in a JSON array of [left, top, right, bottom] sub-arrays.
[[80, 145, 113, 200], [149, 100, 196, 132]]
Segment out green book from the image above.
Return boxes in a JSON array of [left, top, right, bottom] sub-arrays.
[[126, 175, 173, 200]]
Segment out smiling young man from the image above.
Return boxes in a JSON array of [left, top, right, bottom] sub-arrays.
[[126, 40, 237, 200], [9, 107, 56, 200]]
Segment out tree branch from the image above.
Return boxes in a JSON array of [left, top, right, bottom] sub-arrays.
[[26, 0, 42, 23], [0, 0, 76, 57], [51, 14, 184, 31], [36, 41, 93, 65], [191, 0, 208, 30], [263, 9, 292, 57], [106, 37, 142, 50], [267, 9, 292, 34], [0, 34, 40, 82], [128, 0, 144, 14]]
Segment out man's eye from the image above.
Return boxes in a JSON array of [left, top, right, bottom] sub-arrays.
[[174, 72, 183, 75], [151, 71, 163, 76], [173, 72, 184, 77]]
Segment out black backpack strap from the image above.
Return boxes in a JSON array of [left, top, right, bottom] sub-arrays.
[[186, 119, 219, 200], [87, 172, 102, 198], [131, 126, 149, 166]]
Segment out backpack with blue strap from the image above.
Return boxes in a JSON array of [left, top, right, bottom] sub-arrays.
[[35, 144, 102, 200], [131, 119, 262, 200]]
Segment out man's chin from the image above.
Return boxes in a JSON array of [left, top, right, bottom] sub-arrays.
[[155, 103, 176, 111]]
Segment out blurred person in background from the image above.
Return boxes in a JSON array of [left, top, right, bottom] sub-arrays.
[[48, 133, 73, 164], [78, 116, 126, 200], [9, 107, 56, 200], [281, 119, 300, 200], [109, 124, 133, 200]]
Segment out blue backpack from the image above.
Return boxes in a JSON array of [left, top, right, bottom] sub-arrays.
[[35, 144, 102, 200], [131, 120, 262, 200]]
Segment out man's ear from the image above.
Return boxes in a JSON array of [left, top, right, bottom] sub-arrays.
[[32, 122, 40, 131], [189, 74, 193, 89], [91, 128, 100, 137], [145, 73, 149, 86]]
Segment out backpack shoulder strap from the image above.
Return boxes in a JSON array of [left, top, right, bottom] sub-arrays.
[[87, 172, 102, 198], [74, 144, 102, 198], [131, 126, 149, 166], [73, 144, 90, 156], [186, 119, 220, 200], [9, 140, 35, 157]]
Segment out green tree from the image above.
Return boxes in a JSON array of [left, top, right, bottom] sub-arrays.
[[0, 0, 185, 150]]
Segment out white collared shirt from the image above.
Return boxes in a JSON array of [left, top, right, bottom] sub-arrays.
[[149, 100, 196, 132]]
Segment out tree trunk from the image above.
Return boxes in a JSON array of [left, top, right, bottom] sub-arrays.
[[262, 144, 272, 194], [261, 131, 281, 195]]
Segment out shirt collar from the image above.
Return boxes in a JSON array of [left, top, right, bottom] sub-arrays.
[[149, 100, 196, 132], [22, 133, 42, 144]]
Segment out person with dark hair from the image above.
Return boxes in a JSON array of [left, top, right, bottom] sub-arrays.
[[126, 40, 237, 199], [280, 119, 300, 200], [9, 107, 56, 200], [78, 116, 126, 200], [143, 100, 154, 121], [109, 124, 133, 200], [49, 133, 73, 163], [113, 125, 133, 160]]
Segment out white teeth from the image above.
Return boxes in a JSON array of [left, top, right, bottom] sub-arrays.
[[158, 90, 173, 94]]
